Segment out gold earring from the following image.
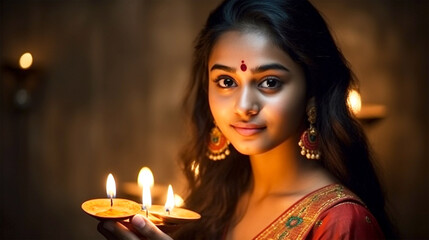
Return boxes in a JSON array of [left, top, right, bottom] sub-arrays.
[[298, 106, 321, 160], [207, 125, 230, 161]]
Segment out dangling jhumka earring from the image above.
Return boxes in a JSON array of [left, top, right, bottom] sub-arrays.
[[299, 106, 321, 160], [207, 124, 230, 161]]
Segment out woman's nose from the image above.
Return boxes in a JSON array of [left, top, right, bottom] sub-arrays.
[[234, 86, 260, 118]]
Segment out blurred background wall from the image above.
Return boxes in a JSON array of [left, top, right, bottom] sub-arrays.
[[0, 0, 427, 239]]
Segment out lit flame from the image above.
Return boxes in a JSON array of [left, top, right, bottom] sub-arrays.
[[165, 185, 175, 212], [106, 173, 116, 199], [138, 167, 154, 188], [347, 89, 362, 114], [19, 52, 33, 69], [140, 168, 153, 211], [142, 185, 151, 210]]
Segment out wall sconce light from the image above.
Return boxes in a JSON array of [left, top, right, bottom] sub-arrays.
[[347, 89, 386, 123], [1, 52, 43, 111]]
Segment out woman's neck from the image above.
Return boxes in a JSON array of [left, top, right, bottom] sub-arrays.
[[248, 137, 331, 199]]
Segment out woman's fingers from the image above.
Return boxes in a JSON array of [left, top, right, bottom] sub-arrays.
[[98, 221, 118, 240], [99, 221, 142, 240], [98, 215, 173, 240], [131, 214, 173, 240]]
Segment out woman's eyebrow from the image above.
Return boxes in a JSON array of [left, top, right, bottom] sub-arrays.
[[252, 63, 290, 73], [210, 64, 236, 72], [210, 63, 289, 73]]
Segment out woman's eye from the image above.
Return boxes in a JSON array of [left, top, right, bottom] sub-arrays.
[[259, 78, 282, 89], [216, 77, 237, 88]]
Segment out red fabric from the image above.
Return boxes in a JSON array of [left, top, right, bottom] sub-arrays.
[[306, 202, 384, 240]]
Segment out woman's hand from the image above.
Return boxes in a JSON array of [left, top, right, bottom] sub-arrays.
[[98, 214, 173, 240]]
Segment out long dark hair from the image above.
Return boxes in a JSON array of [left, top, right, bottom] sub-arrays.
[[176, 0, 395, 239]]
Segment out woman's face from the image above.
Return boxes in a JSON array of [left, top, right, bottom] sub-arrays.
[[208, 30, 307, 156]]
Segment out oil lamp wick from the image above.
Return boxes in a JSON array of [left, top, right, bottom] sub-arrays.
[[166, 209, 170, 215], [110, 197, 113, 207], [142, 206, 149, 218]]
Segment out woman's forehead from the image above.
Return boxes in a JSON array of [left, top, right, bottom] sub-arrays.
[[208, 30, 295, 69]]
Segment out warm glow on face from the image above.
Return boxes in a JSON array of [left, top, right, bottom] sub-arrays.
[[347, 89, 362, 114], [138, 167, 154, 188], [208, 31, 307, 155], [165, 185, 175, 212], [19, 52, 33, 69], [106, 173, 116, 199]]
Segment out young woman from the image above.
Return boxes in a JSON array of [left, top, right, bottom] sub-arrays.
[[99, 0, 395, 239]]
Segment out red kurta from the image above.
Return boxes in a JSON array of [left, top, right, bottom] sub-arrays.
[[252, 184, 384, 240], [306, 202, 383, 239]]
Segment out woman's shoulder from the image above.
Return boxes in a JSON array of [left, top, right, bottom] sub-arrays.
[[306, 201, 385, 240], [254, 184, 384, 240]]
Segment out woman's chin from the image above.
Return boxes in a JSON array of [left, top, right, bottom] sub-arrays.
[[232, 144, 265, 156]]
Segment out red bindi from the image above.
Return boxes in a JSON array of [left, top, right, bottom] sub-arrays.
[[240, 60, 247, 72]]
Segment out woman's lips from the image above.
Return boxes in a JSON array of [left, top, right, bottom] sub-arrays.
[[231, 123, 266, 137]]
